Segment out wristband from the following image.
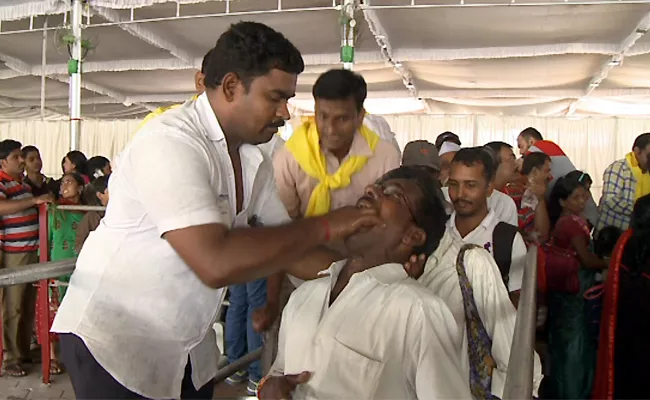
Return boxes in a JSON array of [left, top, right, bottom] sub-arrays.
[[257, 375, 271, 399], [320, 218, 331, 242]]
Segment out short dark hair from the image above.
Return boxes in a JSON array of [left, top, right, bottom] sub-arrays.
[[66, 150, 88, 176], [520, 127, 544, 141], [87, 156, 110, 180], [21, 145, 40, 157], [451, 147, 497, 183], [521, 152, 551, 175], [378, 166, 449, 257], [484, 141, 512, 164], [204, 21, 304, 90], [200, 48, 213, 74], [435, 131, 461, 150], [312, 69, 367, 112], [633, 132, 650, 151], [0, 139, 22, 160], [548, 170, 592, 227]]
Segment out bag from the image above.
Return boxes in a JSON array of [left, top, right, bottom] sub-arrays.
[[492, 222, 519, 288], [541, 241, 580, 294]]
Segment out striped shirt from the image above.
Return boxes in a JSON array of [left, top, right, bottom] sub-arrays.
[[596, 159, 635, 233], [0, 170, 39, 253]]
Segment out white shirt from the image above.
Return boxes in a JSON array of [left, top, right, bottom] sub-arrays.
[[442, 187, 518, 226], [51, 94, 291, 399], [270, 261, 472, 399], [447, 210, 527, 292], [364, 114, 401, 154], [418, 232, 543, 398]]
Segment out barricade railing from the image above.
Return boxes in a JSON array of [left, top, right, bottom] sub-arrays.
[[502, 246, 538, 399]]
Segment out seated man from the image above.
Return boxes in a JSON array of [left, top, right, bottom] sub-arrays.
[[259, 166, 471, 399]]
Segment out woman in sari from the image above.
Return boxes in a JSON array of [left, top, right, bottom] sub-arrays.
[[593, 193, 650, 399], [546, 171, 608, 399]]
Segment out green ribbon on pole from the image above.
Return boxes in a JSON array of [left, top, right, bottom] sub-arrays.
[[341, 45, 355, 63], [67, 59, 80, 75]]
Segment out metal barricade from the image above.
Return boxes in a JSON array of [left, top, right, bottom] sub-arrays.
[[503, 246, 538, 400]]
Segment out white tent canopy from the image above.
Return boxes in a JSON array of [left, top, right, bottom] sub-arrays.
[[1, 0, 650, 119]]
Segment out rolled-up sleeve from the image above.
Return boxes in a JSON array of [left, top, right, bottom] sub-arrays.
[[128, 133, 225, 236]]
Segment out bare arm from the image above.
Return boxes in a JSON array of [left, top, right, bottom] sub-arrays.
[[570, 235, 607, 270], [0, 197, 37, 216], [533, 198, 550, 243]]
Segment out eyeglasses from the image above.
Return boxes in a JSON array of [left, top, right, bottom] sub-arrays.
[[374, 183, 417, 222]]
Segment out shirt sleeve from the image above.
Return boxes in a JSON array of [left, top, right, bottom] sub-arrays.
[[127, 133, 224, 236], [501, 194, 519, 226], [507, 233, 528, 292], [272, 147, 302, 219], [267, 296, 290, 378], [257, 161, 291, 227], [464, 247, 543, 398], [601, 162, 635, 215], [409, 295, 473, 399]]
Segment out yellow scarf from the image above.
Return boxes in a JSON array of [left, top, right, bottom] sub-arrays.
[[626, 152, 650, 200], [137, 94, 200, 132], [286, 120, 379, 217]]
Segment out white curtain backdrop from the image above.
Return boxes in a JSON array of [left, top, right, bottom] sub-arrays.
[[2, 115, 650, 200]]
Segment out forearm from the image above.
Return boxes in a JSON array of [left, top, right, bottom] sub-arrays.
[[285, 245, 344, 281], [265, 272, 284, 307], [206, 218, 327, 287], [0, 198, 36, 216], [533, 199, 550, 242]]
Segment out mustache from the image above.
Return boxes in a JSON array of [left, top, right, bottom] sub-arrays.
[[453, 199, 473, 207]]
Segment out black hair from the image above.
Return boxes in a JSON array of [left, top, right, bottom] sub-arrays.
[[633, 132, 650, 151], [87, 156, 110, 180], [83, 174, 109, 206], [0, 139, 22, 160], [201, 48, 213, 74], [547, 170, 592, 227], [64, 171, 86, 188], [451, 147, 497, 183], [65, 150, 88, 176], [520, 127, 544, 141], [630, 194, 650, 267], [435, 131, 461, 150], [521, 152, 551, 175], [21, 145, 40, 157], [594, 226, 624, 259], [378, 166, 449, 258], [204, 21, 304, 90], [484, 141, 513, 164], [312, 69, 367, 112]]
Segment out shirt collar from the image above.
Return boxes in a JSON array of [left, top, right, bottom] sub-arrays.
[[323, 259, 409, 288], [196, 92, 225, 142], [0, 170, 22, 183], [448, 209, 496, 239]]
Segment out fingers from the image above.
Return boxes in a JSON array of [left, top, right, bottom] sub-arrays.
[[284, 371, 311, 386]]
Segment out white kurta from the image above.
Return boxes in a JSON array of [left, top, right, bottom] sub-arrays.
[[418, 232, 543, 398], [270, 261, 472, 399]]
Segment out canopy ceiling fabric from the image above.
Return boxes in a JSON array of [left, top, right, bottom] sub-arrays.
[[1, 0, 650, 119]]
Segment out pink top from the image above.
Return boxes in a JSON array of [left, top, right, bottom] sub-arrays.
[[273, 133, 401, 218]]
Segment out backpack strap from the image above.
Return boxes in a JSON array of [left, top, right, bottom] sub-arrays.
[[492, 222, 519, 289], [456, 244, 498, 399]]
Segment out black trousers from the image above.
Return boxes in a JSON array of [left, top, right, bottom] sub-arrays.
[[59, 333, 215, 399]]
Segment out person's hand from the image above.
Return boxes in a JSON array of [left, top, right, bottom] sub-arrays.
[[34, 193, 54, 205], [321, 206, 382, 241], [258, 372, 311, 399], [403, 254, 427, 279], [252, 302, 279, 333], [528, 176, 547, 199]]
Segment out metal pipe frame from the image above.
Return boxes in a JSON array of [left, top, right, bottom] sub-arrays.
[[69, 0, 83, 151], [55, 205, 107, 211], [213, 347, 263, 384], [502, 246, 538, 400], [0, 259, 76, 288]]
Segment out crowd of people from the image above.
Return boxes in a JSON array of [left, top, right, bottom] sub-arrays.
[[0, 20, 649, 400], [0, 143, 110, 377]]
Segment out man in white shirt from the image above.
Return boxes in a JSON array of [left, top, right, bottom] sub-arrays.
[[445, 147, 527, 306], [259, 166, 471, 399], [51, 22, 384, 400]]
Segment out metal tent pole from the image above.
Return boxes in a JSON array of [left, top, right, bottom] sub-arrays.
[[340, 0, 356, 70], [69, 0, 83, 150]]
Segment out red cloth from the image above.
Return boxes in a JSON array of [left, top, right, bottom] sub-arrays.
[[553, 214, 590, 250], [526, 140, 567, 157], [592, 230, 633, 400]]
